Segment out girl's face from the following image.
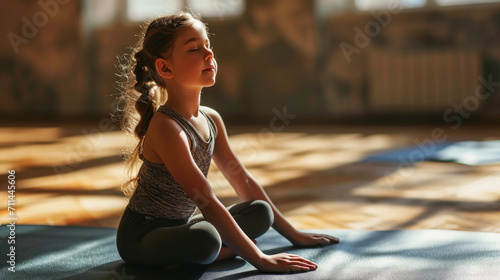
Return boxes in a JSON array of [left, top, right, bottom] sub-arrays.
[[168, 20, 217, 88]]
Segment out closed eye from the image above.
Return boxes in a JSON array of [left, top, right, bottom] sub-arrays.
[[189, 46, 212, 52]]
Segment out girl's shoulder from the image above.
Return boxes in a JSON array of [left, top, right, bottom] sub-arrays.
[[200, 105, 218, 116], [200, 106, 223, 124], [147, 108, 187, 140], [200, 106, 226, 139]]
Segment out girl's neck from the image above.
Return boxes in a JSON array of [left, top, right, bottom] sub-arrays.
[[164, 84, 202, 118]]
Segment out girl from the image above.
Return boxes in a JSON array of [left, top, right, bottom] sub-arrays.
[[115, 12, 339, 274]]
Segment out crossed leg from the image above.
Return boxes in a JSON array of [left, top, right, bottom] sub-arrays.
[[135, 200, 274, 267]]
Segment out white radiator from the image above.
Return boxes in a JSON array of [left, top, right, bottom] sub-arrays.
[[367, 49, 481, 113]]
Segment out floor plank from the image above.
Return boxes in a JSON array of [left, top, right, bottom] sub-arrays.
[[1, 122, 499, 233]]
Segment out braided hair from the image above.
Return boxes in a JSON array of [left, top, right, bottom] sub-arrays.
[[132, 49, 155, 138], [116, 12, 205, 197]]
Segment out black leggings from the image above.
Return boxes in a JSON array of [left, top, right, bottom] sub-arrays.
[[116, 200, 274, 267]]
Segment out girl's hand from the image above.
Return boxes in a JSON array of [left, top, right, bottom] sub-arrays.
[[290, 231, 340, 248], [256, 253, 318, 273]]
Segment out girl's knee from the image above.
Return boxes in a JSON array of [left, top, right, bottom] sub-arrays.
[[189, 221, 221, 264], [251, 200, 274, 228], [232, 200, 274, 239]]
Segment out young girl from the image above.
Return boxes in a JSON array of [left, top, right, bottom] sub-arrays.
[[115, 12, 339, 274]]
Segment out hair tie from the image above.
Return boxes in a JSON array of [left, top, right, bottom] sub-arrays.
[[134, 49, 145, 62], [140, 90, 149, 98], [137, 87, 150, 102]]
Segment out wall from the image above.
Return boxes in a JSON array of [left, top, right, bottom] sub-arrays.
[[322, 4, 500, 120], [2, 0, 500, 121], [1, 0, 85, 118]]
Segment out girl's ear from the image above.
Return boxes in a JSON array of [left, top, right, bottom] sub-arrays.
[[155, 58, 174, 79]]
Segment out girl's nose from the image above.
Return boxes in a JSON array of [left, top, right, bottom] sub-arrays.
[[205, 47, 213, 61]]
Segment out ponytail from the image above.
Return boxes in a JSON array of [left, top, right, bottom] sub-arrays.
[[133, 50, 155, 139]]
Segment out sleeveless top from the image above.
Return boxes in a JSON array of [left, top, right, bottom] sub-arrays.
[[127, 105, 218, 220]]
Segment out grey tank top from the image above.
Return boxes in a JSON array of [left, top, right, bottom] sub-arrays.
[[127, 105, 218, 220]]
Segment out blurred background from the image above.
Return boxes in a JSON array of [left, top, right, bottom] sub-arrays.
[[1, 0, 499, 231], [2, 0, 500, 120]]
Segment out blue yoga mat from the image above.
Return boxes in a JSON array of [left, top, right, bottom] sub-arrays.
[[1, 224, 499, 279], [363, 140, 500, 166]]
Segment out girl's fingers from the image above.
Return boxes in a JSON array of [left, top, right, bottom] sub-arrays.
[[294, 257, 318, 268], [311, 235, 329, 245], [295, 265, 315, 272], [285, 254, 317, 268], [315, 234, 340, 245], [264, 254, 318, 274], [296, 260, 317, 269], [327, 235, 340, 243], [287, 264, 316, 273]]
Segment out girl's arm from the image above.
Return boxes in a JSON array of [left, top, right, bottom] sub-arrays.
[[146, 114, 317, 273], [204, 107, 339, 247]]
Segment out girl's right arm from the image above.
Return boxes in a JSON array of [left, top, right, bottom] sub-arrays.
[[146, 116, 317, 273]]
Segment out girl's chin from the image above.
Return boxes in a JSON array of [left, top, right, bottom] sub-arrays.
[[203, 79, 216, 87]]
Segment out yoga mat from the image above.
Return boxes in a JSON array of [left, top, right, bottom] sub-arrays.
[[363, 140, 500, 166], [1, 224, 499, 279], [428, 140, 500, 166]]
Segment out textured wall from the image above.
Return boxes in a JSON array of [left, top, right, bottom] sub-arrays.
[[322, 6, 500, 119], [1, 0, 85, 117], [2, 1, 500, 120]]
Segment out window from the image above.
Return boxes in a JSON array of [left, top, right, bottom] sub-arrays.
[[126, 0, 244, 22], [436, 0, 500, 5], [355, 0, 426, 11], [315, 0, 428, 15], [127, 0, 183, 22], [315, 0, 351, 16], [84, 0, 121, 27], [187, 0, 245, 19]]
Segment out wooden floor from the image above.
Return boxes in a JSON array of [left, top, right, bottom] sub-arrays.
[[1, 121, 500, 233]]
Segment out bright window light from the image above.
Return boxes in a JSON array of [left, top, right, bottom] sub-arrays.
[[187, 0, 244, 18], [127, 0, 183, 22], [436, 0, 500, 5], [85, 0, 120, 27], [315, 0, 351, 15], [356, 0, 426, 10]]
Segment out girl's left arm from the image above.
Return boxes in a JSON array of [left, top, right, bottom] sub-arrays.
[[204, 107, 339, 247]]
